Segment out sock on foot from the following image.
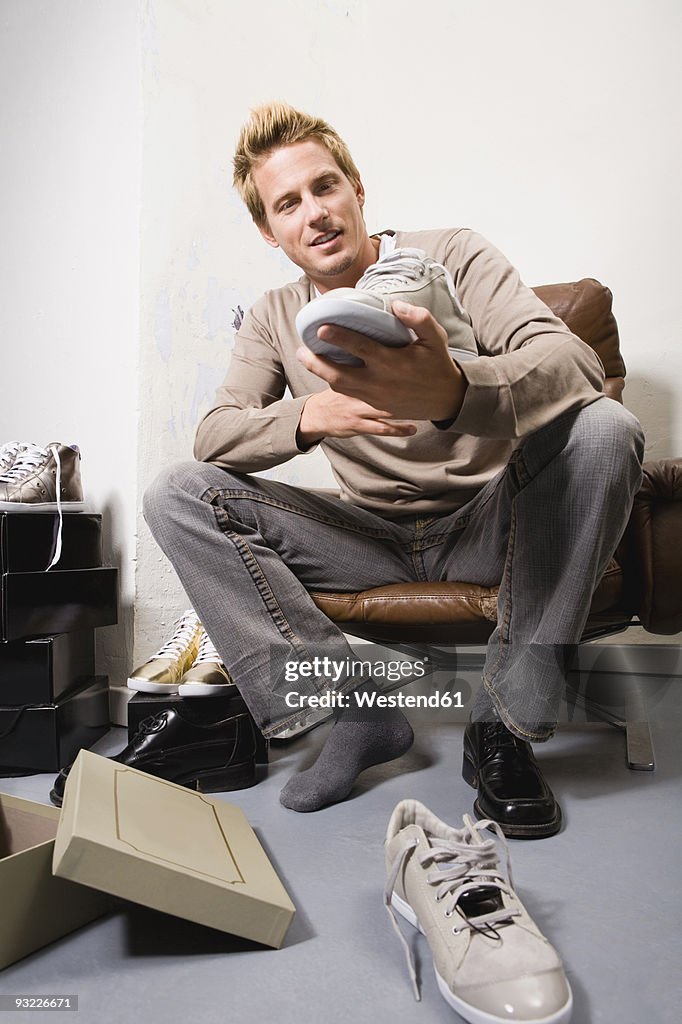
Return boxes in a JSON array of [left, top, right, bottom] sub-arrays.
[[279, 681, 414, 812]]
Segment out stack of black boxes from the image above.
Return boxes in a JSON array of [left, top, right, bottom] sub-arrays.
[[0, 512, 117, 775]]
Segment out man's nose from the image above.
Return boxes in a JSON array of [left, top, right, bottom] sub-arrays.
[[303, 194, 329, 224]]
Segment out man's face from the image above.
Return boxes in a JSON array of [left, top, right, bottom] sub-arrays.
[[252, 139, 376, 292]]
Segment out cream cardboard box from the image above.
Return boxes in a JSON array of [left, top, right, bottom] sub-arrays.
[[52, 749, 295, 949], [0, 792, 111, 971]]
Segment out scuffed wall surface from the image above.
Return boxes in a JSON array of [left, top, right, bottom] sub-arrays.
[[136, 0, 682, 656]]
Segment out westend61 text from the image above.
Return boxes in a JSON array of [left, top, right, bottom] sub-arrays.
[[284, 690, 464, 710]]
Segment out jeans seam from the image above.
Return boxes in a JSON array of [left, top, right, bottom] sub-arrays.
[[418, 469, 512, 547], [202, 485, 406, 545], [480, 678, 553, 742], [481, 498, 554, 743], [210, 503, 312, 661], [206, 501, 367, 738], [411, 518, 429, 581], [482, 501, 515, 718], [513, 447, 532, 489]]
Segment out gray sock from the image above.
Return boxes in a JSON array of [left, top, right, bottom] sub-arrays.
[[279, 681, 414, 812]]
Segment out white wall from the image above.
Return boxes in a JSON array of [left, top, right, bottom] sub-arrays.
[[2, 1, 679, 681], [137, 0, 682, 648], [0, 0, 141, 684]]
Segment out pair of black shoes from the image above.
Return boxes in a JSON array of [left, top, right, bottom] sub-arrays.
[[462, 720, 562, 838], [50, 706, 259, 807]]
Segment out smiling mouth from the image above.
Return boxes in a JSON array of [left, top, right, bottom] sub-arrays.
[[311, 230, 341, 247]]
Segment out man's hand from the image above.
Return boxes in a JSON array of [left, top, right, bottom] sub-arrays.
[[297, 389, 419, 447], [295, 302, 467, 439]]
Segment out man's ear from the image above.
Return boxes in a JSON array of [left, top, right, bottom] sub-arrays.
[[355, 177, 366, 209], [258, 222, 279, 249]]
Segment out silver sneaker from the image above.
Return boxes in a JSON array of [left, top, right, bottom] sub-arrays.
[[0, 442, 84, 510], [385, 800, 572, 1023], [0, 441, 28, 476], [296, 247, 478, 366]]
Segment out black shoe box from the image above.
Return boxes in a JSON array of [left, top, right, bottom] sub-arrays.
[[0, 512, 103, 573], [0, 630, 96, 705], [1, 566, 118, 642], [127, 691, 269, 764], [0, 675, 110, 774]]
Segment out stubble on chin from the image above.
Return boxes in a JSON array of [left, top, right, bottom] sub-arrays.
[[313, 253, 357, 278]]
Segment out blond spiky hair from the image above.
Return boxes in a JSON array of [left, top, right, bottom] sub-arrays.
[[232, 101, 362, 228]]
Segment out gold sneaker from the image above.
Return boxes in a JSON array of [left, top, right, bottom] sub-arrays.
[[127, 610, 203, 693], [178, 628, 235, 697]]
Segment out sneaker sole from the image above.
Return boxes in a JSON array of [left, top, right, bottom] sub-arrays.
[[127, 677, 180, 694], [297, 297, 412, 354], [0, 501, 85, 512], [297, 297, 480, 364], [391, 893, 573, 1024], [177, 681, 237, 697]]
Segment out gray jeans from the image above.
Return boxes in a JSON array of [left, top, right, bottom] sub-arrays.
[[144, 398, 644, 741]]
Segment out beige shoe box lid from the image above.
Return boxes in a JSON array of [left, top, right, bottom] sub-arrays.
[[52, 750, 295, 949]]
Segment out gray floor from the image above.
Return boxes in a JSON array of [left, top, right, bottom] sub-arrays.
[[1, 686, 681, 1024]]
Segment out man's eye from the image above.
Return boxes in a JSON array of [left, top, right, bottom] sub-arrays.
[[280, 199, 297, 212]]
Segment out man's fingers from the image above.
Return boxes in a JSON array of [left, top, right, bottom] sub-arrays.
[[391, 301, 448, 346], [295, 344, 354, 379], [317, 323, 377, 356], [361, 420, 418, 436]]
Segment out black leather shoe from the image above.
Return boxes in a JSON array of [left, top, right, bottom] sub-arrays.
[[462, 720, 561, 838], [49, 707, 259, 807]]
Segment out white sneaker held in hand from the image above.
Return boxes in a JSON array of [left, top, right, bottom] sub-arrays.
[[296, 247, 478, 366]]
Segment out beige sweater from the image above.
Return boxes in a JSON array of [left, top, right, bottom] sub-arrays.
[[194, 228, 605, 517]]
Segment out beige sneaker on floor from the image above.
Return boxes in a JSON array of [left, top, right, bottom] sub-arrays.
[[127, 610, 203, 693], [384, 800, 572, 1023], [178, 627, 235, 696]]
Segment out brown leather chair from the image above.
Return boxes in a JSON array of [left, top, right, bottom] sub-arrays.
[[307, 279, 682, 768]]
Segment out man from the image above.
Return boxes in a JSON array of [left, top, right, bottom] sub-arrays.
[[144, 102, 644, 834]]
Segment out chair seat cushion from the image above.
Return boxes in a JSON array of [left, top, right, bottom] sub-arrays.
[[310, 558, 630, 644]]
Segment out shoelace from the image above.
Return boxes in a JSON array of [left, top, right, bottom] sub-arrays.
[[0, 442, 45, 482], [193, 628, 223, 666], [483, 721, 530, 754], [0, 441, 28, 476], [384, 815, 519, 1001], [150, 611, 200, 661], [357, 247, 465, 314], [137, 712, 169, 735]]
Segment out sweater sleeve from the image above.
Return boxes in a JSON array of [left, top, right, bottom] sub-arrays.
[[445, 231, 606, 439], [193, 301, 314, 471]]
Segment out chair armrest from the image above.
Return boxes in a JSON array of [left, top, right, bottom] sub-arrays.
[[621, 458, 682, 633]]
